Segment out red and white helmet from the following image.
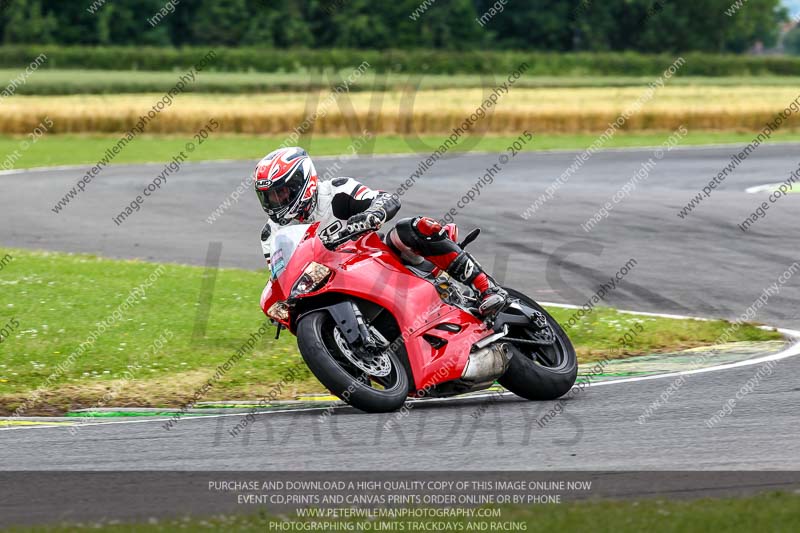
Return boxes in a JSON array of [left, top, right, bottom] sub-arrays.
[[253, 147, 318, 225]]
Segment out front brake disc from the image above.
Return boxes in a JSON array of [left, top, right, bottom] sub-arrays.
[[333, 327, 392, 377]]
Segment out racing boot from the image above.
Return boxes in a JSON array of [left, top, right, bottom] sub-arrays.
[[473, 274, 508, 317], [448, 252, 508, 317]]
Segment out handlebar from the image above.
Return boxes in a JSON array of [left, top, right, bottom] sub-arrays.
[[320, 227, 375, 250]]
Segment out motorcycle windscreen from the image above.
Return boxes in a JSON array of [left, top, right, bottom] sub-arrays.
[[270, 224, 311, 280]]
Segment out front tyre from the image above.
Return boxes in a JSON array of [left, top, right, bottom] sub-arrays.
[[498, 288, 578, 401], [297, 310, 409, 413]]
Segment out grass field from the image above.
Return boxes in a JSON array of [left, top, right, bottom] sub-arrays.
[[0, 248, 781, 415], [3, 131, 800, 170], [6, 69, 800, 94], [1, 85, 799, 135], [10, 492, 800, 532]]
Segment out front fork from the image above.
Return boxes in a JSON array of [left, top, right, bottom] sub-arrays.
[[321, 300, 388, 352]]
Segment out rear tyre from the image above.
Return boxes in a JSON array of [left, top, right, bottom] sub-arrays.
[[498, 288, 578, 401], [297, 310, 409, 413]]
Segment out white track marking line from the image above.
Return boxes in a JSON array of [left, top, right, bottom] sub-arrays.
[[2, 310, 797, 433], [0, 407, 332, 432], [745, 183, 800, 194], [0, 165, 91, 175], [589, 335, 800, 388], [4, 343, 798, 432], [745, 184, 780, 194], [0, 155, 417, 177], [0, 392, 518, 432], [543, 301, 796, 330], [4, 142, 799, 177], [540, 301, 714, 321]]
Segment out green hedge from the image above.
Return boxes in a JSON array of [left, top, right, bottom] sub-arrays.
[[3, 46, 800, 76]]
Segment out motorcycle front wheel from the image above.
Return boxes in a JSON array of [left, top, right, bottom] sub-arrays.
[[297, 309, 409, 413]]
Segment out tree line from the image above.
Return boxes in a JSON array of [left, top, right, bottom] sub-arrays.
[[0, 0, 790, 54]]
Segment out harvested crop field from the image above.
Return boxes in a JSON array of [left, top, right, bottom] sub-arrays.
[[2, 86, 799, 135]]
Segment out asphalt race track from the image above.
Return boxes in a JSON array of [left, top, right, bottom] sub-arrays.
[[2, 143, 800, 473]]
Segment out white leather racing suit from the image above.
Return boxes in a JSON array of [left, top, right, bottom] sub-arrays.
[[260, 177, 398, 262]]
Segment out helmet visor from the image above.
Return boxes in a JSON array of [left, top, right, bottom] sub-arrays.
[[257, 168, 305, 213]]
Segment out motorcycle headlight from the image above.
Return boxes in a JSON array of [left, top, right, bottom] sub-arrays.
[[267, 301, 291, 321], [290, 262, 332, 298]]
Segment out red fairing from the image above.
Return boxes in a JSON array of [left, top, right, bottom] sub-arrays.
[[260, 279, 282, 319], [260, 223, 491, 392]]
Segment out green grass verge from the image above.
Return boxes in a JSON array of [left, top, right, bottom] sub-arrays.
[[9, 492, 800, 532], [3, 131, 800, 170], [0, 248, 780, 414], [6, 69, 800, 94]]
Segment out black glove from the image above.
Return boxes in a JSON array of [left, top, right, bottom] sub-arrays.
[[345, 209, 385, 234]]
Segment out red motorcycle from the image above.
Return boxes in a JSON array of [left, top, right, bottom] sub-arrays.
[[261, 222, 577, 413]]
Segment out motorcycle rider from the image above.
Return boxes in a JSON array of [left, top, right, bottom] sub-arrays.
[[254, 146, 507, 316]]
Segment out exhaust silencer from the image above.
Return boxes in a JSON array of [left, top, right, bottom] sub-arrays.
[[461, 342, 512, 383]]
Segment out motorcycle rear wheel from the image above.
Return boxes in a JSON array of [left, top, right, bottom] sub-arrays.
[[297, 309, 409, 413], [498, 288, 578, 401]]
